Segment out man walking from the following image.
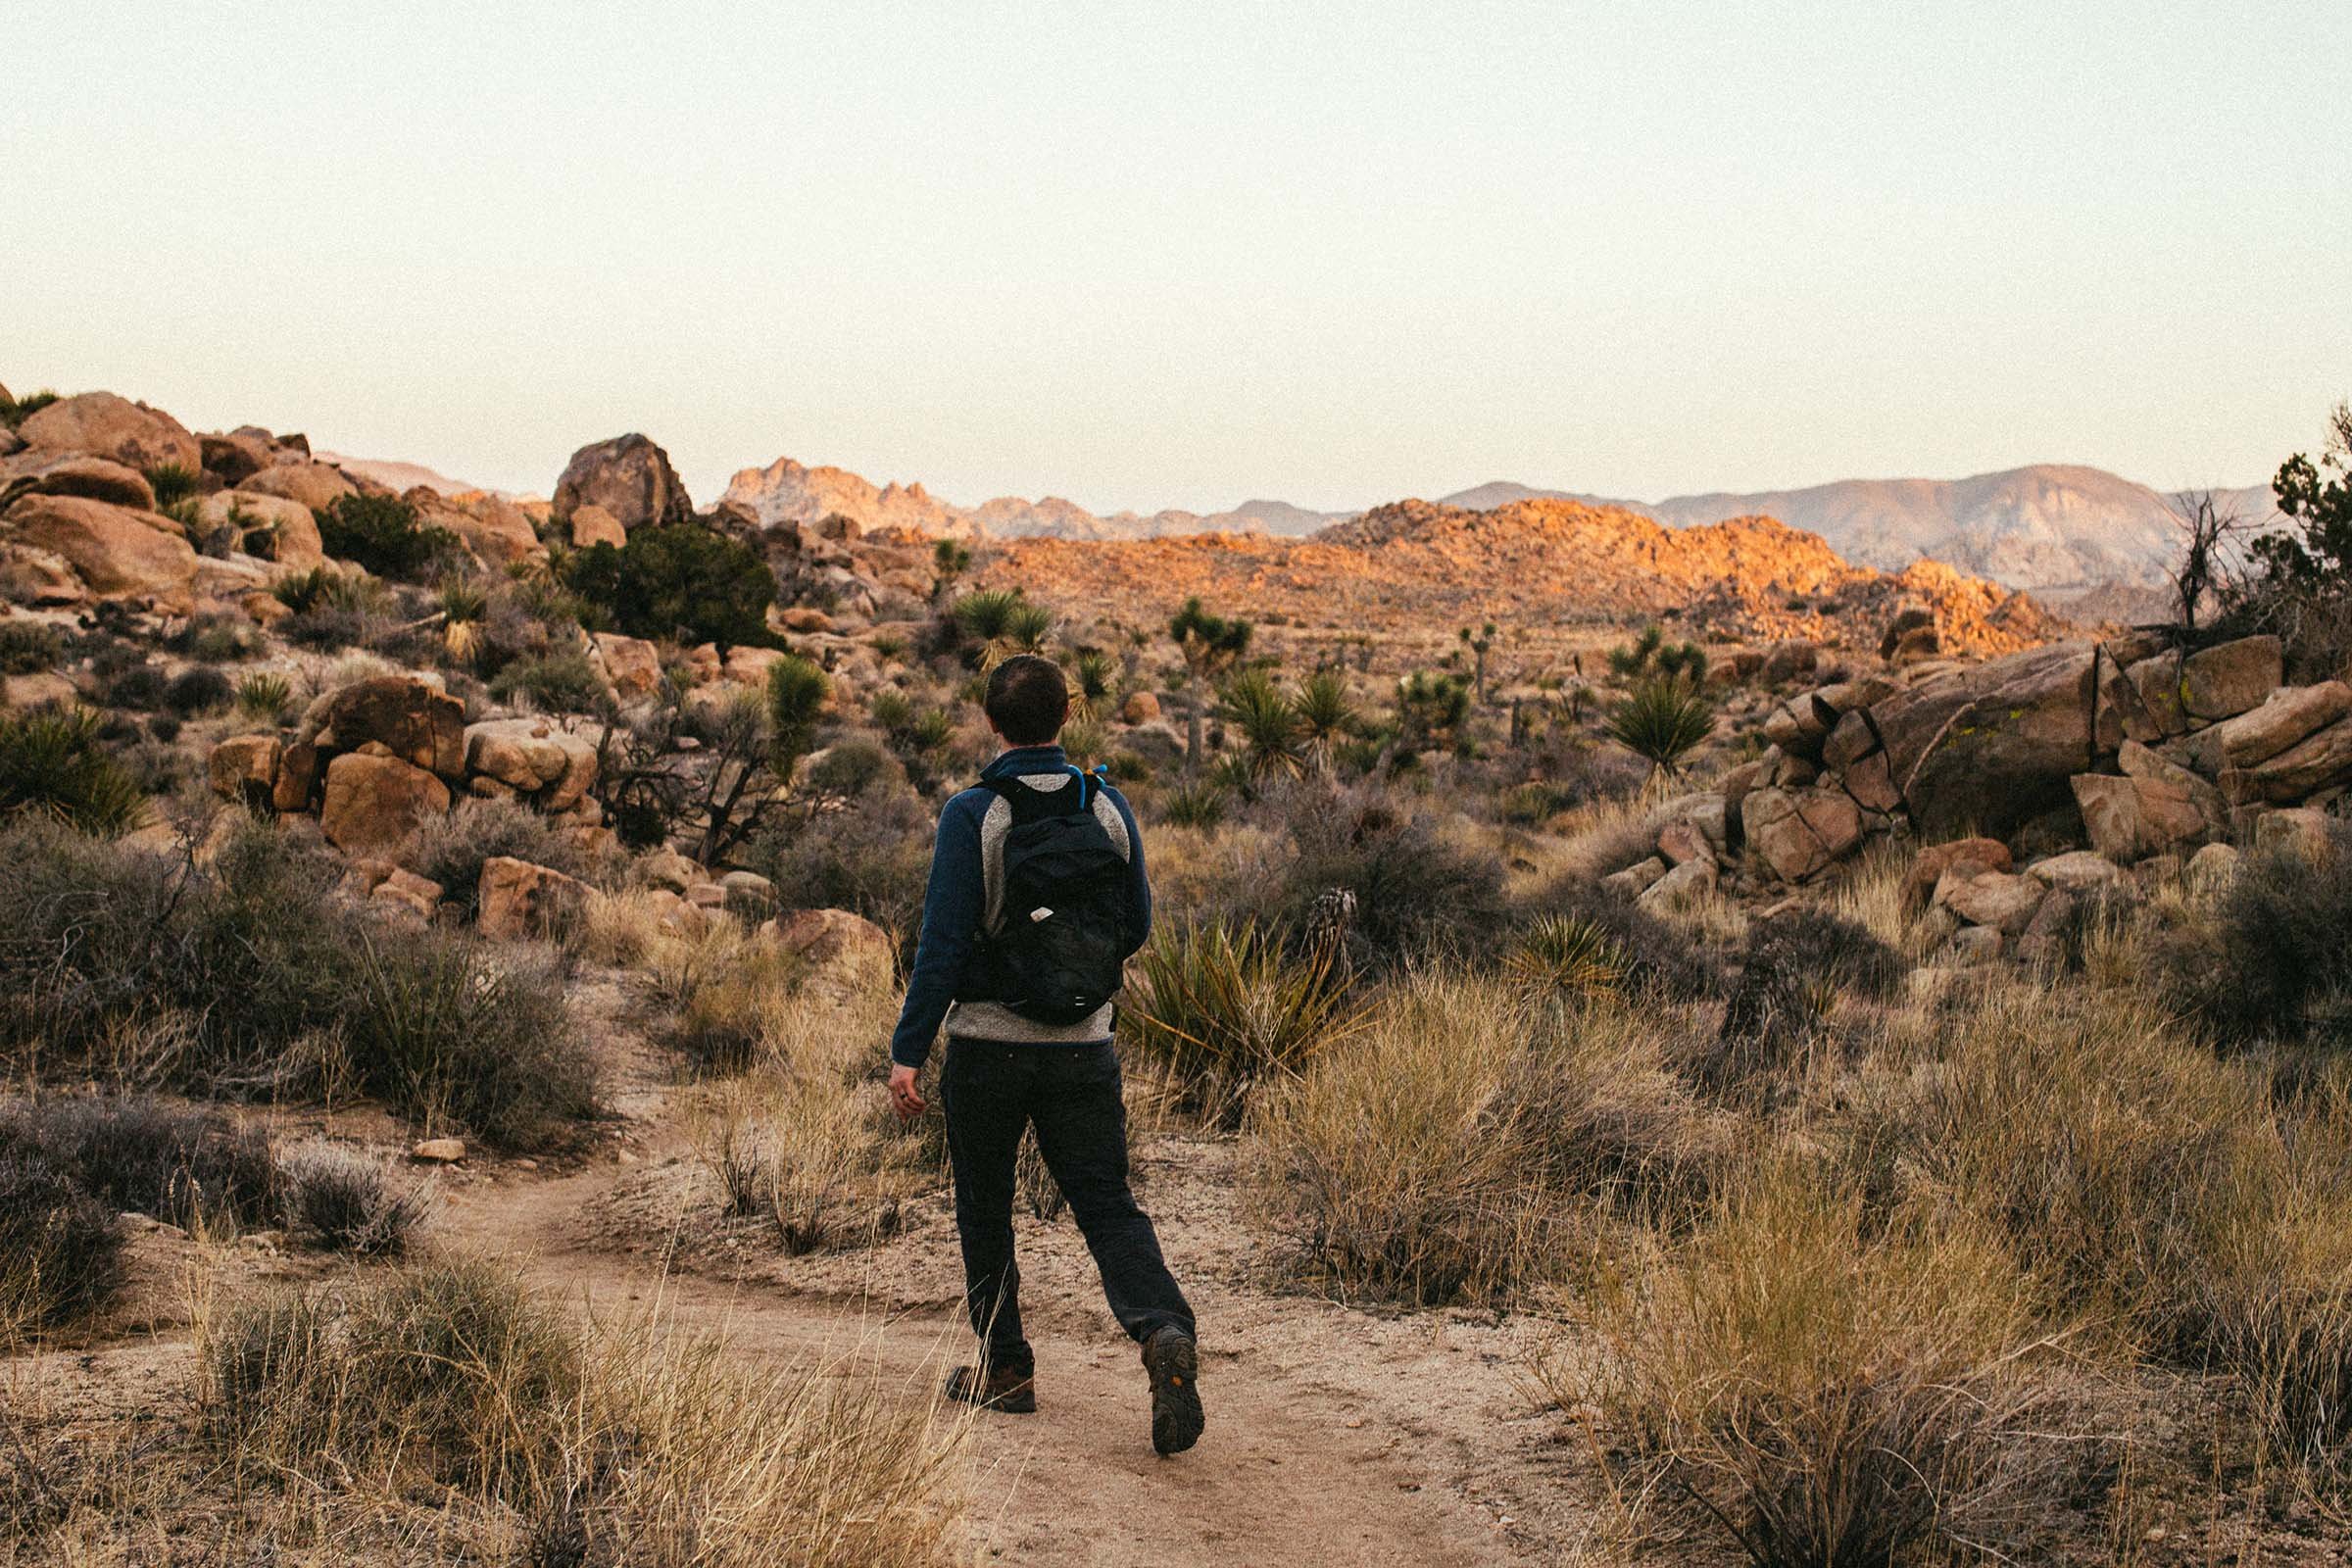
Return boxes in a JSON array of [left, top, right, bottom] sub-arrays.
[[886, 654, 1204, 1457]]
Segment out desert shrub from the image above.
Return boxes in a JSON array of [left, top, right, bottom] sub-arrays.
[[0, 619, 62, 674], [487, 649, 606, 714], [147, 712, 182, 744], [652, 921, 807, 1074], [749, 788, 932, 946], [564, 523, 777, 651], [0, 1152, 124, 1330], [234, 670, 295, 721], [1124, 919, 1366, 1125], [162, 665, 235, 717], [401, 795, 585, 917], [2156, 838, 2352, 1051], [100, 662, 169, 710], [1703, 909, 1908, 1093], [1552, 1163, 2082, 1567], [0, 1097, 276, 1233], [802, 736, 905, 800], [314, 494, 458, 581], [164, 612, 261, 664], [0, 707, 145, 836], [1272, 784, 1510, 972], [276, 1143, 430, 1255], [0, 817, 595, 1149], [142, 463, 201, 509]]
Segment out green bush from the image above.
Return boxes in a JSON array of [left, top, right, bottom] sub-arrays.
[[144, 463, 201, 508], [2157, 837, 2352, 1052], [487, 650, 606, 714], [0, 707, 145, 836], [1274, 786, 1510, 973], [0, 619, 62, 675], [564, 524, 777, 651], [164, 612, 261, 663], [1125, 919, 1366, 1125], [101, 662, 169, 710], [750, 788, 932, 946], [164, 666, 236, 717], [315, 494, 460, 581]]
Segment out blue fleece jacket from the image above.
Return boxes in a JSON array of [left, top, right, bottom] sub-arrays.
[[888, 746, 1152, 1069]]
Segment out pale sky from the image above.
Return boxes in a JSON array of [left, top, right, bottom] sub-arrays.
[[7, 2, 2345, 514]]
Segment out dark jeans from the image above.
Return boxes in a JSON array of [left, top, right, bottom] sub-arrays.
[[941, 1038, 1195, 1374]]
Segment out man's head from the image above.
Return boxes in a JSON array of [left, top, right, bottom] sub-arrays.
[[984, 654, 1068, 746]]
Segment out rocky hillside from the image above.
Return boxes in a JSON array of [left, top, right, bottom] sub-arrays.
[[979, 495, 2067, 656], [720, 455, 1344, 542], [1443, 466, 2280, 593]]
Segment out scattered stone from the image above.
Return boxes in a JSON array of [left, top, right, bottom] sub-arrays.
[[2, 493, 198, 600], [2185, 842, 2241, 886], [2180, 635, 2282, 722], [2186, 681, 2352, 774], [1122, 691, 1161, 724], [1, 451, 155, 509], [410, 1138, 466, 1163], [1935, 869, 2045, 934], [1636, 857, 1717, 911], [370, 868, 444, 918], [1949, 925, 2004, 963], [476, 856, 588, 941], [1741, 786, 1862, 883], [762, 906, 896, 974], [2026, 850, 2126, 893], [194, 490, 323, 570], [2254, 808, 2342, 862], [592, 631, 662, 699], [569, 502, 627, 549], [1601, 857, 1669, 898], [208, 734, 283, 805], [240, 461, 357, 514], [1655, 820, 1714, 867]]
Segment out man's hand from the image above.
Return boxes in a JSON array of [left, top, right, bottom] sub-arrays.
[[888, 1063, 926, 1121]]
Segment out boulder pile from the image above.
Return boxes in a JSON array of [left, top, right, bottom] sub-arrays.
[[1605, 629, 2352, 959]]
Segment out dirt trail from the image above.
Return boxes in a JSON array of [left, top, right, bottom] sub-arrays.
[[428, 996, 1581, 1567]]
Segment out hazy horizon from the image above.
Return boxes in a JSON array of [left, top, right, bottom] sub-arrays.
[[8, 1, 2345, 515]]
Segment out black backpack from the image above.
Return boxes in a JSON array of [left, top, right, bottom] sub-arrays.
[[962, 768, 1133, 1025]]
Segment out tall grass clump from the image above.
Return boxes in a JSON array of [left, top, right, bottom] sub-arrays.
[[0, 1152, 124, 1331], [1124, 918, 1366, 1125], [1552, 1162, 2084, 1567], [1250, 973, 1724, 1304]]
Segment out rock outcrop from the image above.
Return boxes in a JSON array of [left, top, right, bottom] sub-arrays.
[[18, 391, 201, 474], [552, 434, 692, 531]]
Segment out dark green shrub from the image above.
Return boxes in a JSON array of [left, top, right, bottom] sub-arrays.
[[315, 495, 459, 581], [1705, 910, 1909, 1093], [0, 707, 145, 836], [802, 736, 905, 800], [163, 665, 235, 717], [0, 1097, 277, 1232], [402, 796, 586, 917], [0, 619, 62, 675], [148, 713, 182, 744], [235, 670, 295, 721], [1274, 785, 1510, 973], [101, 662, 169, 710], [143, 464, 201, 508], [1524, 881, 1721, 1004], [0, 389, 59, 428], [487, 650, 606, 714], [564, 524, 777, 651], [0, 1152, 123, 1327]]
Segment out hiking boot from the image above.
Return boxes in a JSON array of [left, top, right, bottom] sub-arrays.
[[944, 1363, 1036, 1414], [1141, 1327, 1204, 1455]]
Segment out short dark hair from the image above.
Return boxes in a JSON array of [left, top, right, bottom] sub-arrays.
[[984, 655, 1069, 746]]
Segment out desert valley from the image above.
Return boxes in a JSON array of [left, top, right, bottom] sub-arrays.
[[3, 372, 2352, 1566]]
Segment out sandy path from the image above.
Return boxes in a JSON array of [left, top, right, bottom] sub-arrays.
[[427, 999, 1575, 1568]]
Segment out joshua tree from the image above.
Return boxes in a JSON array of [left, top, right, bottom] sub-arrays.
[[929, 537, 972, 603], [1458, 621, 1496, 705], [1169, 597, 1252, 774]]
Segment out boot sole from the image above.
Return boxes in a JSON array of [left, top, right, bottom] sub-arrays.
[[1144, 1333, 1204, 1455]]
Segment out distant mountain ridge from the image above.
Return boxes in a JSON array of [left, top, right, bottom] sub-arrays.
[[719, 449, 2278, 593]]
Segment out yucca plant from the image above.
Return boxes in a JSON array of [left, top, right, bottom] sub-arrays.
[[1605, 676, 1714, 781], [950, 588, 1025, 646], [1217, 668, 1304, 782], [235, 671, 297, 722], [1125, 919, 1369, 1126], [143, 463, 201, 509], [437, 576, 490, 662], [1159, 778, 1226, 831], [0, 707, 146, 836], [1294, 669, 1359, 771], [868, 690, 915, 733], [1505, 913, 1629, 1001], [1071, 649, 1118, 718], [765, 654, 830, 778]]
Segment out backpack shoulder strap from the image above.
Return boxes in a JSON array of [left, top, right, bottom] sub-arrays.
[[977, 770, 1089, 822]]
